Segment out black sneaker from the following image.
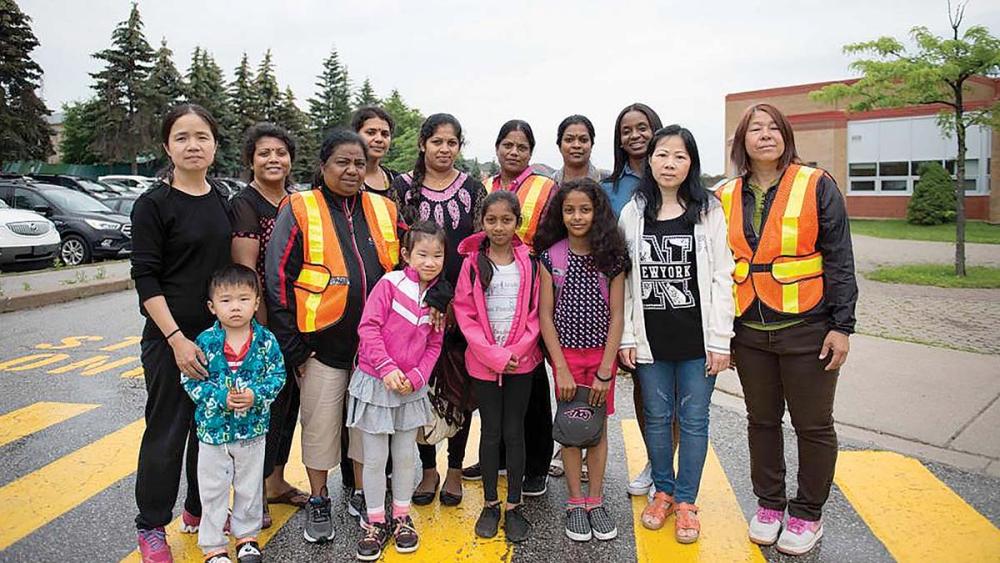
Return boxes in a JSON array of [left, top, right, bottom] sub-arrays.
[[303, 496, 335, 543], [204, 554, 232, 563], [474, 503, 502, 538], [347, 490, 368, 526], [522, 475, 548, 497], [392, 515, 419, 553], [565, 506, 592, 542], [235, 540, 262, 563], [356, 521, 391, 561], [462, 462, 506, 481], [504, 505, 531, 543], [587, 506, 618, 541]]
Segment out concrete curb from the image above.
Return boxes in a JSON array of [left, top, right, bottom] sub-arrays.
[[0, 279, 134, 313]]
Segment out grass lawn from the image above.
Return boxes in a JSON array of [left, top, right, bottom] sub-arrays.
[[866, 264, 1000, 288], [850, 219, 1000, 244]]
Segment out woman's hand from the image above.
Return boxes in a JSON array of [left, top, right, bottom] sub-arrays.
[[429, 308, 446, 332], [706, 351, 730, 375], [618, 348, 636, 370], [171, 336, 208, 380], [589, 374, 611, 407], [555, 365, 576, 402], [820, 331, 850, 371]]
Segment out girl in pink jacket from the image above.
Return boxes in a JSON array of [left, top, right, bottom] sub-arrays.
[[453, 190, 543, 543], [346, 221, 446, 560]]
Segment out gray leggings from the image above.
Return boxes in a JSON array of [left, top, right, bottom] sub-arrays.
[[361, 428, 419, 517]]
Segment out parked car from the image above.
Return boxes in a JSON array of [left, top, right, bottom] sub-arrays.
[[213, 177, 249, 199], [98, 175, 156, 193], [0, 180, 131, 266], [102, 196, 138, 217], [0, 199, 61, 271], [101, 178, 146, 195], [27, 174, 129, 200]]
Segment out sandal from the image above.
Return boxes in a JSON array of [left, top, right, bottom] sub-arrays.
[[641, 492, 674, 530], [675, 502, 700, 544], [266, 486, 310, 508], [412, 474, 440, 506]]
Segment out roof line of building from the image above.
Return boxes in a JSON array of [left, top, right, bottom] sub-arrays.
[[726, 76, 998, 102]]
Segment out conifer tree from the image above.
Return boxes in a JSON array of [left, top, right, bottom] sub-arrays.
[[146, 38, 185, 124], [308, 47, 352, 135], [354, 78, 380, 109], [229, 53, 259, 134], [0, 0, 54, 166], [254, 49, 281, 123]]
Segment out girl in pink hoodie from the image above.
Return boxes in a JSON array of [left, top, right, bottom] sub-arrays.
[[453, 190, 543, 543]]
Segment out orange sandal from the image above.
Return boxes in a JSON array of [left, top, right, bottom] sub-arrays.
[[675, 503, 700, 544], [641, 492, 675, 530]]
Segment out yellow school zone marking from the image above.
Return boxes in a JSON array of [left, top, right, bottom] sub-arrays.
[[391, 414, 513, 562], [0, 402, 99, 447], [35, 336, 104, 350], [0, 418, 146, 550], [119, 427, 310, 562], [622, 419, 765, 563], [120, 366, 144, 378], [47, 355, 139, 376], [835, 451, 1000, 563], [100, 336, 142, 352], [0, 353, 70, 372]]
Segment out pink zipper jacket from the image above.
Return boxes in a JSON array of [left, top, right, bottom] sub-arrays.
[[453, 232, 543, 382], [357, 267, 444, 391]]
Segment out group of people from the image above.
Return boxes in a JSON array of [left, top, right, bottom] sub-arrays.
[[129, 99, 857, 563]]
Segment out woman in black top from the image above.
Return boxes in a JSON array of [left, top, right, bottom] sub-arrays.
[[230, 123, 308, 521], [353, 106, 400, 205], [391, 113, 487, 506], [130, 104, 232, 558]]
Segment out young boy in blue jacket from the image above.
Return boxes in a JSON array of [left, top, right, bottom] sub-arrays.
[[182, 264, 286, 563]]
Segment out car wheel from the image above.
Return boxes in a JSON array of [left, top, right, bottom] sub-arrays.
[[60, 235, 91, 266]]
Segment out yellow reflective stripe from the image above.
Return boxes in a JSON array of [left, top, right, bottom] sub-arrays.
[[733, 260, 750, 281], [780, 167, 812, 256], [301, 191, 325, 264], [485, 175, 497, 193], [303, 292, 322, 333], [782, 283, 799, 314], [719, 180, 737, 220], [732, 283, 742, 317], [366, 194, 399, 264], [772, 255, 823, 282], [296, 268, 329, 290], [518, 176, 547, 241]]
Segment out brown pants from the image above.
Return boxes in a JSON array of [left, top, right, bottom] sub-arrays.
[[733, 320, 838, 521]]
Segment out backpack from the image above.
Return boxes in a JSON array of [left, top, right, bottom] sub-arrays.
[[548, 239, 609, 305]]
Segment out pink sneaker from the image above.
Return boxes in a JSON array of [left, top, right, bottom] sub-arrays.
[[180, 509, 199, 533], [776, 516, 823, 555], [137, 527, 173, 563], [748, 507, 784, 545]]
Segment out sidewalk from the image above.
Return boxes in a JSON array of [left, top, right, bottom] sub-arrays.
[[0, 260, 132, 313], [713, 333, 1000, 477]]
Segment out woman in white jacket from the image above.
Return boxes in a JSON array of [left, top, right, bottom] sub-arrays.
[[618, 125, 734, 543]]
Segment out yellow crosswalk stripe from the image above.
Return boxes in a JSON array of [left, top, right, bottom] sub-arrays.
[[835, 451, 1000, 563], [0, 401, 99, 447], [391, 415, 513, 562], [119, 427, 309, 562], [622, 419, 766, 563], [0, 418, 146, 550]]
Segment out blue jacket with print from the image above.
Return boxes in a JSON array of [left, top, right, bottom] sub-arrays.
[[183, 320, 286, 445]]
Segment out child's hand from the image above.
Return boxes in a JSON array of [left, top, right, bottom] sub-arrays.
[[383, 369, 406, 392], [398, 378, 414, 395], [503, 354, 519, 373], [227, 388, 255, 412], [555, 365, 576, 402], [589, 374, 611, 407]]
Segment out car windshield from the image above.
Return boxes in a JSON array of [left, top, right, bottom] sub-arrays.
[[0, 200, 8, 209], [114, 199, 136, 215], [43, 189, 114, 213], [77, 179, 113, 194]]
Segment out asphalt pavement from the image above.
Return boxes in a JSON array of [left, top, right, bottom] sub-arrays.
[[0, 290, 998, 562]]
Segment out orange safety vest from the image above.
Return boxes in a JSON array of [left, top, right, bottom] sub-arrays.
[[717, 164, 825, 317], [288, 190, 399, 333], [486, 173, 556, 247]]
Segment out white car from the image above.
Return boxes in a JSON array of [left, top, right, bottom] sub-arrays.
[[0, 199, 61, 271], [98, 175, 156, 193]]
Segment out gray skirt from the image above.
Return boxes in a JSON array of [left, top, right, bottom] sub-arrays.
[[346, 367, 433, 435]]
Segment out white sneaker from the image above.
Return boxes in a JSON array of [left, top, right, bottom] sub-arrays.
[[776, 516, 823, 555], [748, 507, 784, 545], [627, 462, 653, 496]]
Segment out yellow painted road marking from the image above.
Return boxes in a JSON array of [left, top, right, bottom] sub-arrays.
[[100, 336, 142, 352], [121, 366, 144, 378], [119, 426, 309, 562], [835, 451, 1000, 563], [622, 419, 765, 563], [0, 353, 70, 372], [0, 402, 99, 447], [35, 336, 103, 350], [389, 415, 513, 562], [0, 418, 146, 550], [47, 355, 139, 376]]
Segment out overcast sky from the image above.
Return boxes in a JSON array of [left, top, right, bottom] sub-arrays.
[[21, 0, 1000, 174]]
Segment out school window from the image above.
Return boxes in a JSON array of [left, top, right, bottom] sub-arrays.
[[848, 159, 990, 195]]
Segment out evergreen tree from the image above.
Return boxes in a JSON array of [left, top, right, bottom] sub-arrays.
[[308, 47, 352, 135], [0, 0, 54, 166], [229, 53, 259, 134], [354, 78, 380, 109], [382, 89, 424, 172], [89, 2, 155, 171], [146, 38, 185, 123], [273, 86, 311, 183], [59, 99, 100, 164], [185, 47, 238, 174], [254, 49, 281, 122]]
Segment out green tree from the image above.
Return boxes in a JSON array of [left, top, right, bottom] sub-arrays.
[[354, 78, 380, 109], [146, 38, 185, 124], [308, 47, 352, 135], [185, 47, 238, 174], [88, 2, 155, 171], [229, 53, 259, 134], [382, 89, 424, 173], [254, 49, 281, 122], [273, 86, 311, 182], [59, 99, 100, 164], [812, 2, 1000, 275], [908, 162, 957, 224], [0, 0, 54, 167]]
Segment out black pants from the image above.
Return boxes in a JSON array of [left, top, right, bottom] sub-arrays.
[[733, 320, 839, 521], [419, 413, 472, 470], [472, 373, 533, 504], [495, 363, 553, 478], [135, 337, 201, 530], [263, 369, 299, 478]]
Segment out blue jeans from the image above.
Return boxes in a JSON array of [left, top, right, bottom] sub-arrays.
[[636, 358, 716, 504]]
